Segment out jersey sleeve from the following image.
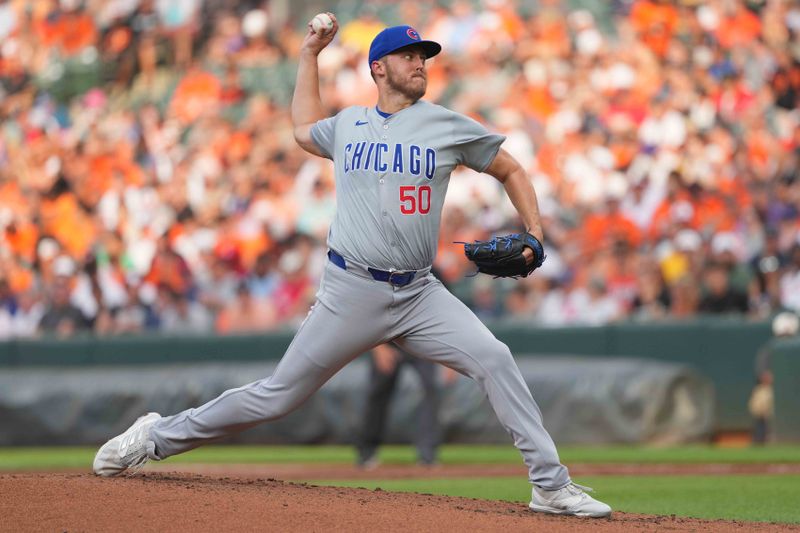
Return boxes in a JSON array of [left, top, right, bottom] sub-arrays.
[[310, 115, 338, 160], [450, 113, 506, 172]]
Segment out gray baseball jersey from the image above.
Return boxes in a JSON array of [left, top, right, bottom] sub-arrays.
[[146, 99, 572, 491], [311, 100, 505, 271]]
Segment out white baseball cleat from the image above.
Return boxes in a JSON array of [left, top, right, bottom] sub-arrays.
[[93, 412, 161, 477], [529, 482, 612, 518]]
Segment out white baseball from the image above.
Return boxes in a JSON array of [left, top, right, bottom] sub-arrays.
[[311, 13, 334, 35]]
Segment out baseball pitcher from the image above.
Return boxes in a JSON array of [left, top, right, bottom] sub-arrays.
[[93, 15, 611, 518]]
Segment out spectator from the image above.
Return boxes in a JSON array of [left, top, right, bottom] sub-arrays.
[[751, 230, 786, 317], [296, 175, 336, 240], [197, 254, 240, 315], [9, 288, 45, 338], [215, 282, 276, 334], [247, 251, 280, 299], [39, 279, 89, 336], [504, 282, 537, 320], [670, 274, 701, 319], [470, 276, 504, 321], [270, 241, 316, 326], [158, 288, 213, 335], [699, 261, 750, 315], [0, 278, 16, 318], [109, 284, 155, 335], [630, 269, 670, 322], [567, 276, 623, 326], [710, 232, 753, 294], [145, 238, 196, 301]]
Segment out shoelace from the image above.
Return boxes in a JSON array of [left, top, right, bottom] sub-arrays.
[[119, 422, 152, 475], [565, 482, 594, 496], [125, 454, 150, 476], [119, 428, 146, 458]]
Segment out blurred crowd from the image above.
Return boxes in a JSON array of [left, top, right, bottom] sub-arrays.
[[0, 0, 799, 339]]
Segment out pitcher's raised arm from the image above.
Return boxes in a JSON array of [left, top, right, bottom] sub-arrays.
[[291, 12, 338, 157]]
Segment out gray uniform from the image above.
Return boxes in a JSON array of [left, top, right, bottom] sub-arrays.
[[149, 101, 571, 489]]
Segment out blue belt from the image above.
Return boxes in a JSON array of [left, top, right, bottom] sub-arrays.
[[327, 249, 417, 287]]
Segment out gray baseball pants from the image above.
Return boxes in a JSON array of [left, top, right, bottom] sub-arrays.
[[149, 256, 571, 489]]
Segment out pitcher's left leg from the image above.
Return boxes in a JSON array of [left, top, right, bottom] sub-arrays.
[[393, 276, 569, 489]]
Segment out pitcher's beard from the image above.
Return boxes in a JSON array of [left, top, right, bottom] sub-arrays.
[[386, 70, 426, 101]]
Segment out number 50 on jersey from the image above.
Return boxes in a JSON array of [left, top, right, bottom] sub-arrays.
[[399, 185, 432, 215]]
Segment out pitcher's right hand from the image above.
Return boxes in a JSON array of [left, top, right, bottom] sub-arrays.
[[301, 12, 339, 56]]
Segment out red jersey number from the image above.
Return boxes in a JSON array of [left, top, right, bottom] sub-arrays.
[[399, 185, 431, 215]]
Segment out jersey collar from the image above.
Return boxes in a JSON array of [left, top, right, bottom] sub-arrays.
[[375, 106, 393, 119]]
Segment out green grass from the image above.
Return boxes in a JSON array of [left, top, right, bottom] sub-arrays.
[[306, 475, 800, 524], [2, 444, 800, 470]]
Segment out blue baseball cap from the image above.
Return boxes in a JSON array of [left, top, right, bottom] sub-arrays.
[[368, 25, 442, 66]]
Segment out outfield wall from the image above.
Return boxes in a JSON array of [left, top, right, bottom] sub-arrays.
[[0, 357, 713, 446], [0, 318, 784, 434]]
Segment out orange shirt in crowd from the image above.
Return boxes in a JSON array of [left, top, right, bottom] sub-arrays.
[[83, 152, 144, 203], [5, 220, 39, 264], [649, 196, 686, 241], [213, 221, 272, 272], [746, 129, 777, 171], [694, 193, 735, 234], [609, 139, 638, 170], [33, 9, 97, 56], [219, 131, 252, 164], [6, 264, 34, 293], [39, 193, 96, 259], [0, 181, 27, 218], [718, 176, 751, 210], [144, 250, 194, 296], [537, 10, 570, 53], [582, 210, 642, 256], [523, 86, 557, 122], [170, 69, 222, 123], [496, 4, 526, 41], [629, 0, 678, 57], [716, 7, 761, 49], [648, 188, 738, 240], [236, 230, 271, 270], [60, 11, 97, 55]]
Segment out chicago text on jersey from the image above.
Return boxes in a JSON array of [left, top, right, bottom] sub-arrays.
[[344, 142, 437, 179]]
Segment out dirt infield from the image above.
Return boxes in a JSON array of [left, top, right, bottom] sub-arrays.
[[150, 461, 800, 479], [3, 471, 799, 532]]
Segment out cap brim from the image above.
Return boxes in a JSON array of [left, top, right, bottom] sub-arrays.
[[419, 40, 442, 59], [385, 40, 442, 61]]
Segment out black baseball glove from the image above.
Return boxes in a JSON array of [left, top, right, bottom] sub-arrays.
[[462, 232, 546, 278]]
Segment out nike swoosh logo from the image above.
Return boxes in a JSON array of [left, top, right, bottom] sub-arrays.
[[355, 120, 368, 126]]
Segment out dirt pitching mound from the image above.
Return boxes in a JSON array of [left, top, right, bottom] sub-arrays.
[[3, 473, 799, 532], [148, 461, 800, 480]]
